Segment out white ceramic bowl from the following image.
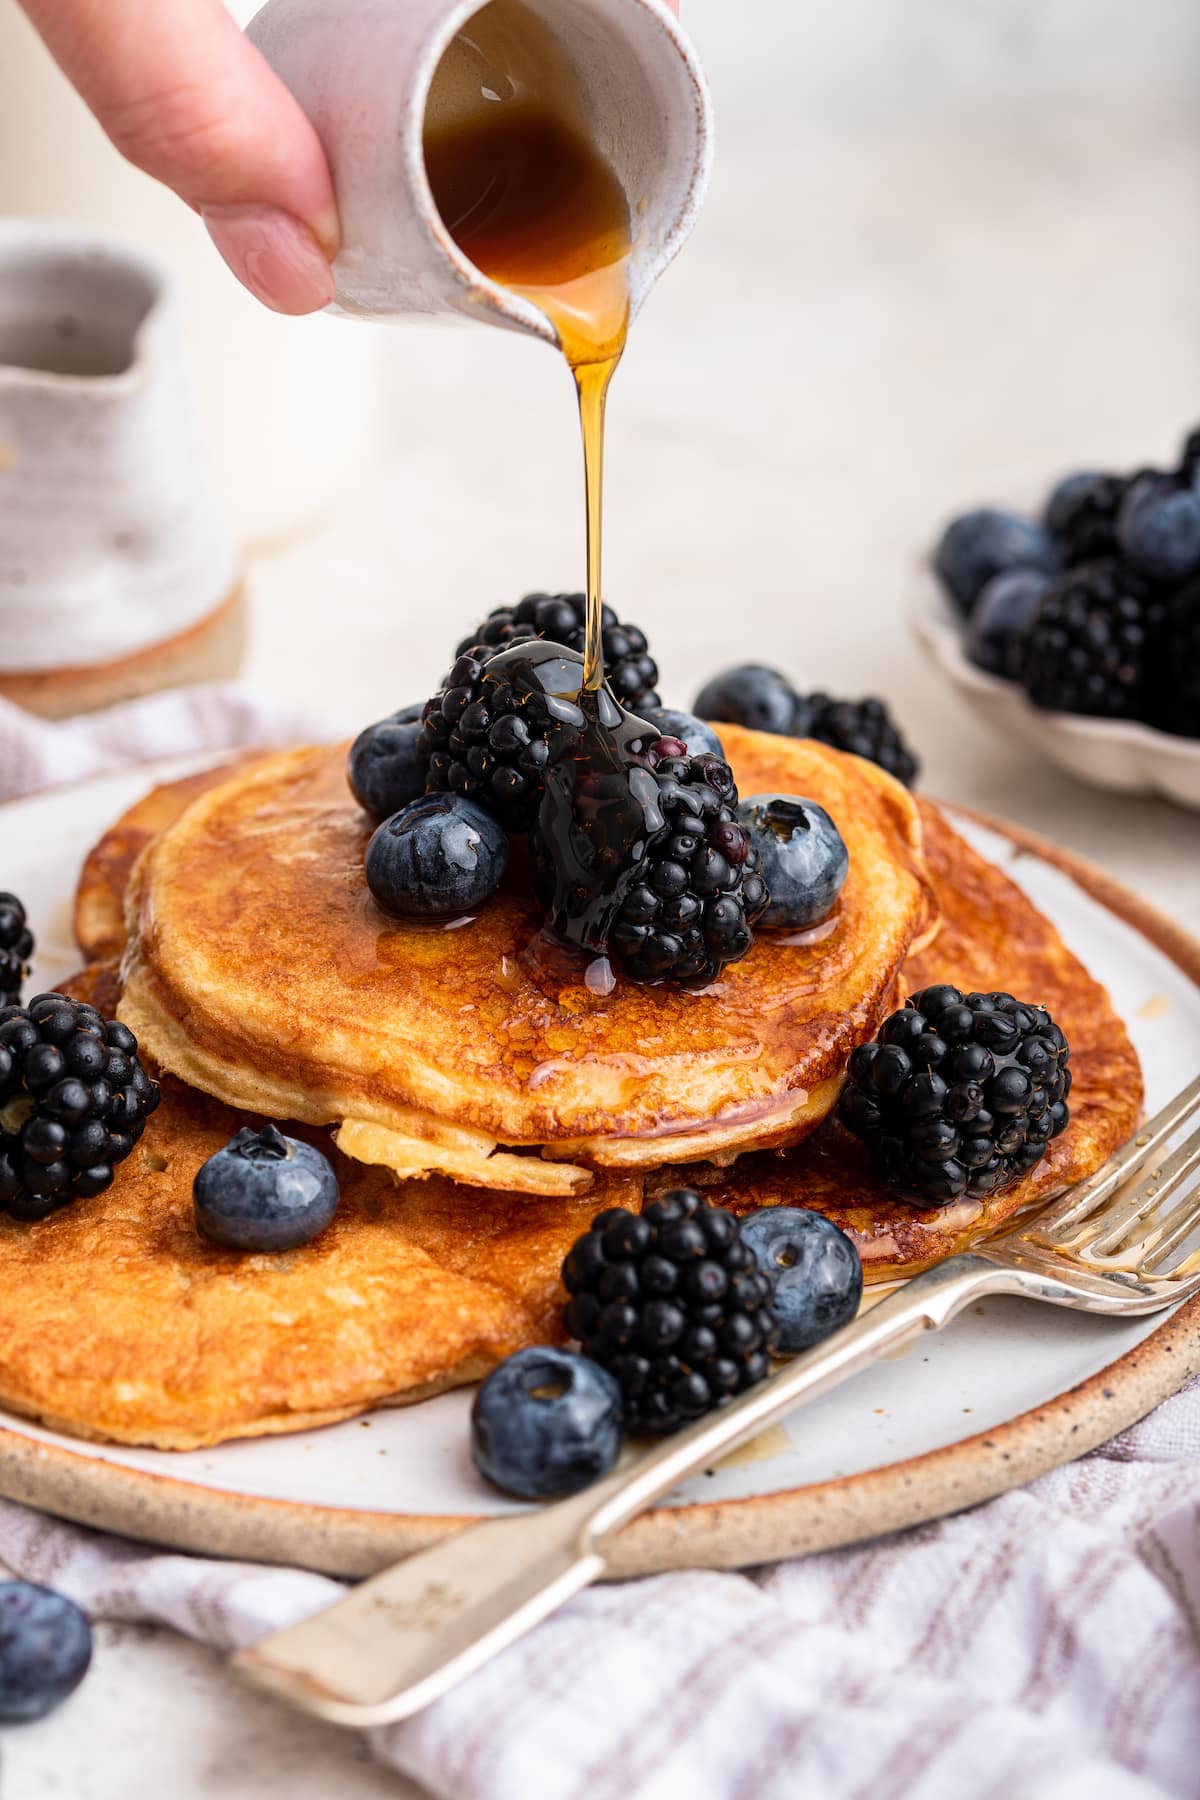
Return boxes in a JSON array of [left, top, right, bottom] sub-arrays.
[[912, 576, 1200, 811]]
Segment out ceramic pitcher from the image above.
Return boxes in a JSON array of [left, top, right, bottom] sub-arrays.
[[247, 0, 713, 340], [0, 221, 241, 717]]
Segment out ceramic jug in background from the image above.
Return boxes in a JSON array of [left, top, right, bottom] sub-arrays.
[[246, 0, 713, 342], [0, 221, 242, 718], [0, 0, 394, 544]]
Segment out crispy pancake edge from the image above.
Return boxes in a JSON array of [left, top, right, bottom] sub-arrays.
[[73, 758, 256, 965]]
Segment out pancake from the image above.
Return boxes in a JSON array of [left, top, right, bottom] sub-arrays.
[[659, 801, 1143, 1278], [117, 732, 939, 1191], [28, 803, 1140, 1449], [0, 966, 628, 1449]]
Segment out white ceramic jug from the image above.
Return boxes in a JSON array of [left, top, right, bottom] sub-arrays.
[[0, 221, 241, 717], [0, 0, 397, 544], [247, 0, 713, 341]]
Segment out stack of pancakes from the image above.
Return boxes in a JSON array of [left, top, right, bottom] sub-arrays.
[[0, 727, 1141, 1449]]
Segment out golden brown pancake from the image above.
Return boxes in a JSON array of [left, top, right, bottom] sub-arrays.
[[85, 764, 1137, 1266], [0, 967, 629, 1449], [31, 799, 1140, 1448], [662, 801, 1143, 1278], [117, 732, 939, 1191]]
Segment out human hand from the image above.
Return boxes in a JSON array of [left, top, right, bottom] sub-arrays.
[[19, 0, 339, 314], [19, 0, 681, 317]]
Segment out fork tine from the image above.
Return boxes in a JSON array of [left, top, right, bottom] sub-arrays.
[[1045, 1071, 1200, 1244], [1082, 1119, 1200, 1259], [1104, 1127, 1200, 1274]]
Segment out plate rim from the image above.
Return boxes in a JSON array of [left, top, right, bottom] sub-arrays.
[[0, 776, 1196, 1578]]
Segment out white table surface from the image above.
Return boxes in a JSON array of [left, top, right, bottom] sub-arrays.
[[15, 35, 1200, 1800]]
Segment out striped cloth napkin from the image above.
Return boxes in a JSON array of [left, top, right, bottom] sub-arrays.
[[2, 683, 1199, 1796], [0, 1377, 1198, 1800], [0, 685, 324, 803]]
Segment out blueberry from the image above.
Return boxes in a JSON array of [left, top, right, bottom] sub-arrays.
[[347, 705, 427, 823], [1043, 470, 1108, 538], [0, 1582, 92, 1723], [366, 793, 507, 919], [194, 1124, 339, 1252], [470, 1347, 624, 1500], [740, 1208, 862, 1353], [933, 509, 1059, 616], [735, 794, 848, 929], [692, 665, 797, 736], [1116, 473, 1200, 582], [643, 708, 726, 760], [964, 568, 1052, 679]]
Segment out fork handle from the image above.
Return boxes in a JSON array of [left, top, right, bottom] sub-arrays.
[[583, 1251, 1023, 1546], [232, 1254, 1026, 1728]]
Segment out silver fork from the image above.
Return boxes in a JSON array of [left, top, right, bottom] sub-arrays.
[[233, 1072, 1200, 1728]]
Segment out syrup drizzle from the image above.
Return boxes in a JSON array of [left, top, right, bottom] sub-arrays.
[[475, 644, 658, 964], [423, 0, 633, 696]]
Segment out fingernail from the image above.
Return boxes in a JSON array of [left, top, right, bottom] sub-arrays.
[[203, 205, 335, 315], [309, 204, 342, 261]]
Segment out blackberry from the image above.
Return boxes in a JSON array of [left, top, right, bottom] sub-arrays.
[[1044, 471, 1128, 567], [794, 693, 920, 788], [458, 592, 661, 712], [1021, 561, 1158, 719], [1154, 580, 1200, 737], [419, 641, 586, 832], [562, 1188, 778, 1433], [536, 729, 769, 988], [966, 569, 1053, 679], [0, 895, 33, 1006], [643, 708, 725, 760], [610, 742, 768, 986], [0, 995, 160, 1222], [838, 984, 1071, 1205]]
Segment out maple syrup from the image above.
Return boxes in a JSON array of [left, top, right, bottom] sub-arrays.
[[474, 643, 659, 962], [423, 0, 633, 694]]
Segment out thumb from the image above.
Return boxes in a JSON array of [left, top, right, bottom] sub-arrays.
[[18, 0, 339, 315]]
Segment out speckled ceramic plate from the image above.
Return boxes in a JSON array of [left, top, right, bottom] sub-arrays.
[[0, 761, 1198, 1578], [912, 577, 1200, 810]]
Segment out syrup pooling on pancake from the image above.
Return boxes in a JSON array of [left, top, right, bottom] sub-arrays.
[[493, 643, 771, 986], [116, 730, 938, 1183], [412, 641, 771, 987]]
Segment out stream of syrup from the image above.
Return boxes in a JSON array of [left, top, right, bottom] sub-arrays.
[[423, 0, 633, 694]]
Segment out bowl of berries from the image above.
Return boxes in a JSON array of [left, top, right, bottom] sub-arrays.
[[915, 425, 1200, 809]]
